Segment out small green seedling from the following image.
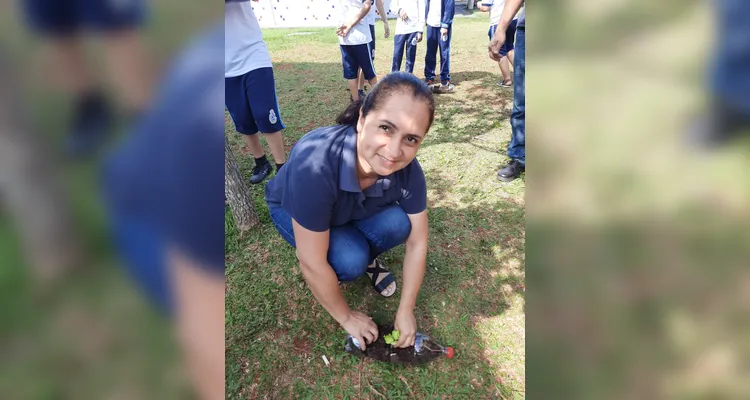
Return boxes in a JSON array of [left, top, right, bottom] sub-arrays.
[[383, 330, 401, 345]]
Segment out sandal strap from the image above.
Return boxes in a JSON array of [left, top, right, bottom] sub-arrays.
[[373, 272, 395, 294], [366, 259, 395, 295], [366, 263, 389, 275]]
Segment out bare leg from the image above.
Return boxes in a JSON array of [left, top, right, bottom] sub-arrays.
[[262, 131, 286, 164], [48, 36, 96, 95], [367, 76, 378, 88], [507, 49, 515, 70], [499, 56, 512, 83], [349, 79, 360, 101], [357, 68, 366, 91], [103, 29, 153, 112], [242, 134, 265, 159]]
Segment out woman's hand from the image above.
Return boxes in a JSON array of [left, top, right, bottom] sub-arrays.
[[341, 311, 379, 350], [393, 308, 417, 348]]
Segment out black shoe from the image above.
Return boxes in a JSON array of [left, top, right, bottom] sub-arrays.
[[67, 93, 113, 158], [249, 162, 272, 184], [358, 89, 366, 99], [497, 159, 525, 182]]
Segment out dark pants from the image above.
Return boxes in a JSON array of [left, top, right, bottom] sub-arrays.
[[269, 205, 412, 282], [713, 0, 750, 115], [392, 32, 420, 73], [507, 27, 525, 164], [424, 25, 451, 84]]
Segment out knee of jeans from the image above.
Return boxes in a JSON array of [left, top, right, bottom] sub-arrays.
[[330, 249, 369, 282], [383, 207, 412, 243]]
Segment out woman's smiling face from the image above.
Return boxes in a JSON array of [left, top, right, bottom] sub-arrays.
[[356, 91, 431, 177]]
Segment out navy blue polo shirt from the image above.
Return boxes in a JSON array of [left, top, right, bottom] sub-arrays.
[[265, 124, 427, 232]]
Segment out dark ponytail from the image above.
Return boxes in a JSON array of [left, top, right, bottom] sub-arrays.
[[335, 98, 364, 126], [334, 72, 436, 130]]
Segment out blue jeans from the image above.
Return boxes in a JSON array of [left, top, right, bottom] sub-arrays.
[[507, 27, 525, 164], [268, 205, 412, 281], [424, 25, 451, 84]]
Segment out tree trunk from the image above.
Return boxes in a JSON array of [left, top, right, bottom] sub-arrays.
[[0, 51, 83, 287], [224, 136, 259, 231]]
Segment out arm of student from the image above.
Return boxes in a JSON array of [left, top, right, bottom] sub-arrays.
[[498, 0, 523, 32], [339, 0, 373, 36], [350, 0, 373, 27], [293, 219, 379, 349], [394, 210, 428, 348], [376, 0, 390, 38], [441, 0, 455, 29]]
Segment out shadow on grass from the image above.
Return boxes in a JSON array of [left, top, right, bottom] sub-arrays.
[[419, 71, 513, 154], [451, 70, 496, 86]]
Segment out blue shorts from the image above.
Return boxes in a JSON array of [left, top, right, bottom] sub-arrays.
[[225, 67, 286, 135], [22, 0, 145, 35], [489, 19, 517, 57], [340, 43, 376, 80]]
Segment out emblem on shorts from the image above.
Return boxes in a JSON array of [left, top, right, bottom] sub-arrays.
[[269, 109, 278, 124]]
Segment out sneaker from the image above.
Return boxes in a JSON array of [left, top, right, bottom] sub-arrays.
[[438, 81, 455, 93], [497, 159, 525, 182], [357, 89, 366, 99], [249, 162, 272, 184], [424, 78, 438, 90], [498, 80, 513, 88]]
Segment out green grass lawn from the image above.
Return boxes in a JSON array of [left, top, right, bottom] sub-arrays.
[[225, 11, 526, 399]]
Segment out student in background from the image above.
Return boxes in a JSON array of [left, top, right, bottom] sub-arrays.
[[21, 0, 152, 157], [423, 0, 455, 93], [225, 0, 287, 184], [478, 0, 518, 88], [490, 0, 525, 182], [338, 0, 378, 102], [391, 0, 425, 74], [356, 0, 390, 99]]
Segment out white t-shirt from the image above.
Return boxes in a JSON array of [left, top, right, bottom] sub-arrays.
[[366, 1, 377, 25], [426, 0, 442, 28], [339, 0, 373, 45], [225, 2, 272, 78], [393, 0, 425, 35], [486, 0, 504, 26], [482, 0, 520, 27]]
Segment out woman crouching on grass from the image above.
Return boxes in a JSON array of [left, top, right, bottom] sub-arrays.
[[265, 72, 434, 350]]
